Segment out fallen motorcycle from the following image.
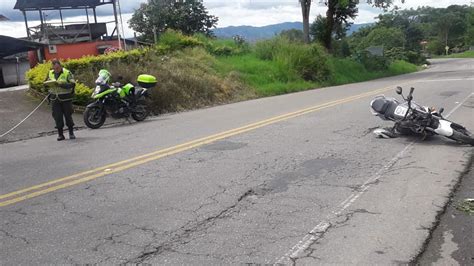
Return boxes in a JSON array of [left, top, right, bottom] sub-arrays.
[[370, 86, 474, 145], [83, 70, 157, 129]]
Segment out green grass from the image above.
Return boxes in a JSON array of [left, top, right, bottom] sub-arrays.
[[329, 58, 417, 85], [328, 58, 380, 85], [213, 53, 419, 97], [456, 199, 474, 215], [213, 55, 418, 97], [214, 53, 317, 96], [387, 60, 418, 75], [444, 50, 474, 58]]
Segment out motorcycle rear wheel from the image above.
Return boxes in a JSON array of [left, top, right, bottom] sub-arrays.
[[449, 129, 474, 146], [131, 102, 149, 122], [84, 106, 106, 129]]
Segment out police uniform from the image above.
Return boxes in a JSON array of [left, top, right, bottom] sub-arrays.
[[46, 68, 76, 140]]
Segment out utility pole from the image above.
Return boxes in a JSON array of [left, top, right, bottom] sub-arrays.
[[112, 0, 122, 50], [117, 0, 127, 50]]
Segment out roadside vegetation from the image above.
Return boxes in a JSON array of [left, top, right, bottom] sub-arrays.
[[347, 5, 474, 58], [442, 50, 474, 58], [28, 1, 474, 113], [26, 30, 418, 113]]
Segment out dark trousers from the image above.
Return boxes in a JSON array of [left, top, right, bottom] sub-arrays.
[[52, 100, 74, 131]]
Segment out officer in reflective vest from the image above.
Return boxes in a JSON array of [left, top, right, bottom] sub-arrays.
[[45, 59, 76, 141]]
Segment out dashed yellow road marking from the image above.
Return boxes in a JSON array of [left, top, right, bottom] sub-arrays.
[[0, 83, 407, 207]]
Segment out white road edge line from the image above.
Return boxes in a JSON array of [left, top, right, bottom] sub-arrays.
[[446, 93, 474, 117], [422, 78, 474, 82], [275, 92, 473, 264]]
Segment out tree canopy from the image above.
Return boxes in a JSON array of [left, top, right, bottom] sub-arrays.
[[301, 0, 405, 48], [351, 5, 474, 55], [129, 0, 218, 42]]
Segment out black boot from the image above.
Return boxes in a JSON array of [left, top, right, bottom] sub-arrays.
[[68, 127, 76, 140], [57, 128, 65, 141]]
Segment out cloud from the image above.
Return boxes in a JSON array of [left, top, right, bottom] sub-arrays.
[[1, 0, 472, 38], [206, 0, 329, 27]]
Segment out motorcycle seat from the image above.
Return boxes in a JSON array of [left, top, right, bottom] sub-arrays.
[[372, 98, 399, 118]]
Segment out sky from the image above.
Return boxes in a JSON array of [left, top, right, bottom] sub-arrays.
[[0, 0, 472, 38]]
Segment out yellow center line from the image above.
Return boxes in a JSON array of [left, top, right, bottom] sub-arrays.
[[0, 83, 408, 207]]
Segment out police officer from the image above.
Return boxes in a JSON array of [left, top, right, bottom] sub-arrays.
[[45, 59, 76, 141]]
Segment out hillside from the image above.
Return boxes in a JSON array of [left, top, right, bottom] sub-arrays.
[[213, 22, 373, 41], [213, 22, 303, 41]]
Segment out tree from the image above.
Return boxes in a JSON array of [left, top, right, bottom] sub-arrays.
[[300, 0, 405, 49], [435, 7, 468, 49], [357, 27, 406, 51], [310, 15, 347, 43], [129, 0, 218, 42], [280, 29, 305, 43], [310, 16, 330, 44], [376, 9, 425, 51], [466, 8, 474, 45], [300, 0, 312, 43], [321, 0, 358, 51]]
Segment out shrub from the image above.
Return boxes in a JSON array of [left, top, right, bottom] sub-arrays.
[[212, 46, 235, 56], [385, 48, 427, 65], [388, 60, 418, 75], [255, 38, 279, 60], [205, 38, 250, 56], [255, 37, 331, 81], [158, 29, 204, 51], [63, 48, 148, 72], [232, 35, 247, 47], [25, 61, 51, 93], [427, 39, 445, 55], [73, 82, 93, 106], [26, 48, 148, 103], [385, 47, 408, 61], [405, 51, 427, 65], [147, 48, 249, 113], [26, 62, 93, 105], [332, 39, 351, 58], [355, 51, 390, 71]]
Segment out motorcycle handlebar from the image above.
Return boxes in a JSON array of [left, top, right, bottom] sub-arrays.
[[401, 87, 415, 121], [407, 87, 415, 101]]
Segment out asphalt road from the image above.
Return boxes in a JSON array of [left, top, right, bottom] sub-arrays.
[[0, 59, 473, 264]]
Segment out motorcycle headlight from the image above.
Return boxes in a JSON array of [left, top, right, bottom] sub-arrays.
[[92, 86, 101, 97]]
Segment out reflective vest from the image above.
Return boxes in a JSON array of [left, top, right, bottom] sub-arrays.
[[48, 68, 75, 100]]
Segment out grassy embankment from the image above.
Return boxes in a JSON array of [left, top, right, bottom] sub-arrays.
[[212, 36, 417, 97], [26, 31, 418, 113], [432, 50, 474, 59], [444, 50, 474, 58]]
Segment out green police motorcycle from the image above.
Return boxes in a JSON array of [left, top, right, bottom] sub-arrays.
[[83, 69, 157, 129]]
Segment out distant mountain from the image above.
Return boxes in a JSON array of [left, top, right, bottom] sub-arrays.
[[213, 22, 374, 41], [346, 23, 374, 35], [213, 22, 303, 41]]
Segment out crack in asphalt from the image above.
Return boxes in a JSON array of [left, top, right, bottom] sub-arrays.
[[0, 228, 30, 245], [291, 209, 380, 265], [90, 223, 163, 264], [193, 187, 227, 215], [126, 187, 262, 263]]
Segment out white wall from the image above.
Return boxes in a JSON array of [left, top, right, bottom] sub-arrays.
[[1, 61, 30, 87]]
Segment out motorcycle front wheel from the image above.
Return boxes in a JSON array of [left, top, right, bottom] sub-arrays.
[[131, 101, 149, 122], [449, 128, 474, 146], [84, 106, 106, 129]]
